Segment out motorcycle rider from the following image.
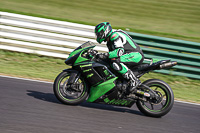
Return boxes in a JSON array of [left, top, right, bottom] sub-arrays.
[[95, 22, 144, 93]]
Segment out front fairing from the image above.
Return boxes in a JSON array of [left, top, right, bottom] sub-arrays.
[[73, 41, 96, 52], [65, 41, 96, 66]]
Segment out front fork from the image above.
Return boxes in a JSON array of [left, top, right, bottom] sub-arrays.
[[67, 72, 81, 92]]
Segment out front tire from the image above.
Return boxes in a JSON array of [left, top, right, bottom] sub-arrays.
[[136, 79, 174, 117], [53, 71, 89, 105]]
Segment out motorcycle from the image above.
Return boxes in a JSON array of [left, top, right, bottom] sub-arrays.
[[53, 41, 177, 117]]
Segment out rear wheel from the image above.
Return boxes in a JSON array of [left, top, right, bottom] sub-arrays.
[[53, 71, 88, 105], [136, 79, 174, 117]]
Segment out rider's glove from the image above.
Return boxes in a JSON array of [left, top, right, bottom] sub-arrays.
[[88, 49, 98, 57], [96, 53, 109, 59]]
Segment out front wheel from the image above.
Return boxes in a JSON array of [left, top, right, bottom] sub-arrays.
[[53, 71, 89, 105], [136, 79, 174, 117]]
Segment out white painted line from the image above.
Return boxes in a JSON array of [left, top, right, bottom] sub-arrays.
[[0, 74, 199, 106], [0, 75, 53, 84], [174, 100, 200, 106]]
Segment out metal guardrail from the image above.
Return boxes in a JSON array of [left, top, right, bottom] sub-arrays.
[[0, 12, 200, 79], [127, 32, 200, 79]]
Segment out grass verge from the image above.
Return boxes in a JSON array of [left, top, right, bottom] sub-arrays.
[[0, 0, 200, 42], [0, 50, 200, 103]]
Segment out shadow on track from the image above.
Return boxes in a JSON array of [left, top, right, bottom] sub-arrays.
[[27, 90, 143, 116], [27, 90, 60, 104], [80, 101, 143, 116]]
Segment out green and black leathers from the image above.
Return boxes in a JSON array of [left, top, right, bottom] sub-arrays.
[[106, 30, 144, 75]]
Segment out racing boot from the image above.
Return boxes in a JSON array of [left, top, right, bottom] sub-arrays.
[[122, 70, 140, 93]]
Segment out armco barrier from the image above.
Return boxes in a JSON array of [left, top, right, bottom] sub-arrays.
[[127, 32, 200, 79], [0, 12, 200, 79]]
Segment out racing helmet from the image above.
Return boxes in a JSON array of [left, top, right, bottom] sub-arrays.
[[95, 22, 112, 44]]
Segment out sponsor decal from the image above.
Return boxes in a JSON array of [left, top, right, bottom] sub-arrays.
[[144, 92, 150, 97], [111, 33, 117, 39], [104, 70, 109, 75], [87, 73, 93, 78], [83, 69, 92, 73], [80, 64, 92, 68]]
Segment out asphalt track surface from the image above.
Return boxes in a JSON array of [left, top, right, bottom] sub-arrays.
[[0, 76, 199, 133]]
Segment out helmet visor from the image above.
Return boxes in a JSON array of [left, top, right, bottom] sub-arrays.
[[95, 30, 104, 39], [95, 30, 105, 43]]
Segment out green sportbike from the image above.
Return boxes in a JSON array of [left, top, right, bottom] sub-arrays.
[[53, 41, 177, 117]]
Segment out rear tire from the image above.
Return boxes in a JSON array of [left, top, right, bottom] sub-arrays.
[[53, 71, 89, 105], [136, 79, 174, 117]]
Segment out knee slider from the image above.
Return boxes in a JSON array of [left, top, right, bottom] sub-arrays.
[[112, 62, 121, 71]]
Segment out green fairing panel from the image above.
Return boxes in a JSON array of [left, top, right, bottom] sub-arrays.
[[72, 46, 95, 65], [74, 54, 89, 64], [69, 49, 83, 58], [87, 77, 118, 102], [69, 45, 95, 58]]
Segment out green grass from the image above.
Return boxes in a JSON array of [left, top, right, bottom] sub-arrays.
[[0, 50, 200, 103], [0, 50, 68, 81], [0, 0, 200, 42]]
